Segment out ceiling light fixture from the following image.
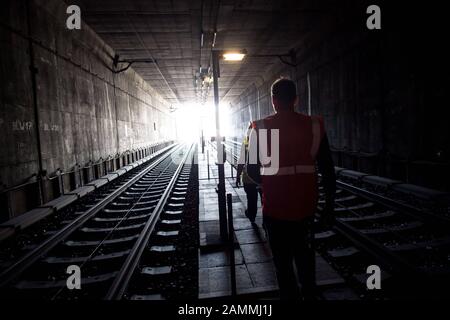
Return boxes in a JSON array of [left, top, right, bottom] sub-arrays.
[[222, 51, 247, 61]]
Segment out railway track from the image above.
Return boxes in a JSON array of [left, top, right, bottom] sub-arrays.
[[316, 180, 450, 299], [0, 143, 197, 300], [0, 142, 176, 269], [219, 139, 450, 299]]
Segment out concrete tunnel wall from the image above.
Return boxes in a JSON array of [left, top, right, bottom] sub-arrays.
[[0, 0, 176, 218], [228, 5, 450, 192]]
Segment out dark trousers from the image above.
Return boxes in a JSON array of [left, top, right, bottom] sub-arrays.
[[243, 184, 261, 220], [263, 216, 316, 300]]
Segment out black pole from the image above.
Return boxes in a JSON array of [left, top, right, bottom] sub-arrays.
[[230, 162, 234, 179], [207, 150, 210, 180], [201, 130, 205, 154], [212, 50, 228, 241], [227, 193, 237, 296]]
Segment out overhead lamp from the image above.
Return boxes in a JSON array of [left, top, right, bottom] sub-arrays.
[[222, 50, 247, 61]]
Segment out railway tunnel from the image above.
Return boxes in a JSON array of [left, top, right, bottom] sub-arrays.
[[0, 0, 450, 303]]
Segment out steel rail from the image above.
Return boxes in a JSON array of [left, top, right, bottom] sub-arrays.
[[0, 144, 178, 288], [105, 143, 194, 300], [335, 180, 450, 226], [326, 184, 429, 277], [331, 217, 418, 277], [327, 184, 450, 278]]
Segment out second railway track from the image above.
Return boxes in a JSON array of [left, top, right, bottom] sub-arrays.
[[316, 180, 450, 299]]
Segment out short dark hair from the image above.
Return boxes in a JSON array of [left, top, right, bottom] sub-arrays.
[[271, 78, 296, 106]]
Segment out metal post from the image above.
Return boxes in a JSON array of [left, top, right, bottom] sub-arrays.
[[222, 142, 226, 164], [57, 169, 64, 196], [207, 150, 210, 180], [78, 165, 83, 187], [227, 193, 236, 296], [201, 130, 205, 154], [231, 164, 234, 179], [212, 50, 228, 240]]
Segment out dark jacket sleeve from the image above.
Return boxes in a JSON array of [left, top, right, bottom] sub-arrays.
[[316, 134, 336, 209]]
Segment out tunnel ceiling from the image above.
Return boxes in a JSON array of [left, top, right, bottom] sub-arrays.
[[73, 0, 338, 106]]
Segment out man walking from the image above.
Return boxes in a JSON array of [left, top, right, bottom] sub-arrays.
[[248, 78, 336, 300]]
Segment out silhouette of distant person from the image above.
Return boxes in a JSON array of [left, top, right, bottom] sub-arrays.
[[236, 122, 262, 223]]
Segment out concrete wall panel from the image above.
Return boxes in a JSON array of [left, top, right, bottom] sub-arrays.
[[228, 23, 449, 190], [0, 0, 175, 195]]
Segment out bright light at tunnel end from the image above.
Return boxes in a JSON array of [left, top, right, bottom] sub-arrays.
[[174, 103, 201, 143], [174, 102, 231, 144]]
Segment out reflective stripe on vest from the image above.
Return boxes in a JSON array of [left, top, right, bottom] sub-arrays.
[[259, 116, 321, 177], [261, 164, 315, 175]]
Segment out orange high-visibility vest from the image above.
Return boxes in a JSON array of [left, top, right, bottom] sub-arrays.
[[252, 111, 325, 221]]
